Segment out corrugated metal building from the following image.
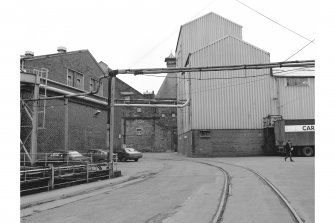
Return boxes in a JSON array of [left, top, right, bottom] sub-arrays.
[[175, 12, 315, 157], [274, 75, 315, 119]]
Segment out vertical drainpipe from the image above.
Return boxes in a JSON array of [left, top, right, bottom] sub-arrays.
[[31, 74, 40, 164], [276, 77, 281, 116], [64, 98, 69, 152], [123, 118, 126, 144], [188, 71, 194, 156]]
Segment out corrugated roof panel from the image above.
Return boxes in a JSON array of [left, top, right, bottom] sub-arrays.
[[176, 13, 243, 67]]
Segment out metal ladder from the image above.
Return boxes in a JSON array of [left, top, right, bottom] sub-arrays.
[[33, 68, 48, 129]]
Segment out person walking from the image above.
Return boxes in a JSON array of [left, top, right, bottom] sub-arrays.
[[284, 140, 294, 162]]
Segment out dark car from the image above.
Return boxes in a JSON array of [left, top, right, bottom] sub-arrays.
[[86, 149, 117, 163], [116, 148, 143, 162], [40, 150, 90, 166]]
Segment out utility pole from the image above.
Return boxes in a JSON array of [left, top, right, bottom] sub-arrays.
[[107, 75, 111, 155], [108, 73, 116, 177]]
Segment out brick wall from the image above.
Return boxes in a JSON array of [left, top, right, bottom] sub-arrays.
[[122, 106, 177, 152], [24, 51, 109, 98], [123, 118, 155, 152], [36, 98, 108, 154], [68, 102, 107, 153], [178, 129, 264, 157]]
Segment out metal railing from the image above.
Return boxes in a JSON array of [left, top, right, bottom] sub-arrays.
[[20, 152, 118, 168], [20, 153, 119, 196]]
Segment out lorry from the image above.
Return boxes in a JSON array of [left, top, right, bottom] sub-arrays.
[[263, 116, 315, 157]]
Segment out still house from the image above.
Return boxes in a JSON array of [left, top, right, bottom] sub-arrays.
[[174, 12, 315, 157]]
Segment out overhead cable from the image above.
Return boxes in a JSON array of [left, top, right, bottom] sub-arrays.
[[233, 0, 314, 43], [285, 39, 315, 61]]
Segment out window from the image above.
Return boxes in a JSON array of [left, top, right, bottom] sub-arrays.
[[199, 130, 211, 138], [90, 78, 103, 96], [172, 113, 176, 118], [137, 119, 143, 123], [287, 78, 309, 87], [136, 128, 143, 136], [125, 96, 131, 101], [67, 69, 84, 90], [136, 107, 142, 113], [161, 114, 165, 118], [67, 74, 73, 86]]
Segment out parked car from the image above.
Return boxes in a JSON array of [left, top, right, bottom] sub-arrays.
[[116, 148, 143, 162], [86, 149, 117, 163], [39, 150, 90, 166]]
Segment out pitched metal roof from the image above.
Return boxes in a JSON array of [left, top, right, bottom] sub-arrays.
[[175, 12, 243, 52]]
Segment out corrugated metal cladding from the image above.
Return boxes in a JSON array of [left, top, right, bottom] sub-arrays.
[[187, 36, 275, 130], [176, 12, 243, 134], [177, 72, 191, 134], [277, 77, 315, 119], [176, 12, 243, 68]]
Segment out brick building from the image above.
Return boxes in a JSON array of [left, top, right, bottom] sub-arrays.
[[174, 12, 315, 157], [20, 48, 149, 155], [20, 48, 179, 156], [120, 92, 178, 152]]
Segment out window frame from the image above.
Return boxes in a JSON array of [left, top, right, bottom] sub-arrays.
[[67, 69, 84, 90], [136, 128, 143, 136], [286, 77, 309, 87]]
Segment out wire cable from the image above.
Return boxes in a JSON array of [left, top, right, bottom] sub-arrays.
[[285, 39, 315, 61], [129, 0, 219, 68], [233, 0, 314, 42]]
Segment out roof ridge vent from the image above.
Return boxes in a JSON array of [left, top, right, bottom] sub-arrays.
[[24, 51, 34, 57], [57, 46, 67, 53]]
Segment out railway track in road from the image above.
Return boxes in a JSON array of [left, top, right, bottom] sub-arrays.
[[194, 161, 231, 223], [21, 155, 305, 223], [198, 159, 304, 223]]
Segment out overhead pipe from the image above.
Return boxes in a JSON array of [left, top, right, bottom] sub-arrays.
[[114, 99, 190, 108], [109, 60, 315, 76], [38, 85, 108, 105], [23, 75, 108, 101]]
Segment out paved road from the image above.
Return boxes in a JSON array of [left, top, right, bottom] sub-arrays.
[[21, 153, 314, 223], [21, 155, 226, 223], [199, 156, 315, 223]]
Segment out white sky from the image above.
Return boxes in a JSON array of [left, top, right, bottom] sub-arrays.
[[13, 0, 316, 94], [2, 1, 335, 222]]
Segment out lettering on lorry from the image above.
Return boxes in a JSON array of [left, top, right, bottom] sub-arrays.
[[285, 125, 315, 132]]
